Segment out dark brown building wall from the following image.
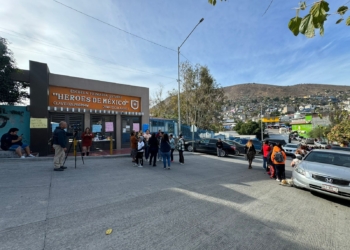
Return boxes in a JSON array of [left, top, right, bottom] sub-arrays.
[[29, 61, 50, 156]]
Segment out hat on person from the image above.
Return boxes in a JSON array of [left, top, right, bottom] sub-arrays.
[[179, 134, 183, 137]]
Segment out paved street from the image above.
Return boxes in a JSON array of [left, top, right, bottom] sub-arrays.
[[1, 152, 349, 250]]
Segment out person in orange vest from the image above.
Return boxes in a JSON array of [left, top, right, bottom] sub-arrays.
[[271, 143, 287, 182]]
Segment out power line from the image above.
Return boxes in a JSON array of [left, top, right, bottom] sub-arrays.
[[0, 29, 176, 80], [11, 46, 176, 80], [53, 0, 177, 52]]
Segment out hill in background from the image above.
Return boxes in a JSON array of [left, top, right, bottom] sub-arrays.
[[223, 83, 350, 100]]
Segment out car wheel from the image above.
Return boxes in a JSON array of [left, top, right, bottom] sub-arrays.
[[220, 150, 227, 157], [187, 145, 193, 152]]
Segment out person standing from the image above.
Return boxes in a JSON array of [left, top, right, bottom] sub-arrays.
[[169, 134, 176, 162], [143, 129, 151, 160], [178, 134, 185, 165], [216, 138, 224, 157], [148, 133, 158, 167], [136, 136, 144, 167], [244, 140, 256, 169], [271, 143, 287, 182], [130, 131, 137, 164], [262, 140, 271, 172], [160, 134, 171, 169], [157, 132, 164, 161], [52, 121, 74, 171], [81, 127, 94, 156]]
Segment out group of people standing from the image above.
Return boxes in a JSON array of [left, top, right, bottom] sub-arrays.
[[244, 139, 287, 182], [130, 129, 185, 169]]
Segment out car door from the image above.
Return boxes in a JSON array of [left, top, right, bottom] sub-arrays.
[[208, 139, 218, 154], [197, 139, 210, 152]]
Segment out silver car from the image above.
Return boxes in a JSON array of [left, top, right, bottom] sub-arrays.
[[292, 149, 350, 200], [282, 143, 300, 156]]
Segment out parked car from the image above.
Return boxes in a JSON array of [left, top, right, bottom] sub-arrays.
[[327, 146, 350, 152], [263, 139, 287, 146], [304, 138, 315, 144], [282, 143, 300, 156], [314, 141, 328, 149], [189, 138, 237, 157], [223, 140, 244, 155], [233, 138, 262, 153], [292, 149, 350, 201], [184, 140, 195, 151]]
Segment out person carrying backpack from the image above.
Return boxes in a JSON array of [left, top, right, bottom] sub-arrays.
[[271, 143, 287, 182]]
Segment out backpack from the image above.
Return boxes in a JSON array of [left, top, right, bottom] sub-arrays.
[[0, 134, 11, 151], [274, 151, 284, 163]]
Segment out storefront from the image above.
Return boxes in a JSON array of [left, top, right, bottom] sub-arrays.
[[11, 61, 149, 156]]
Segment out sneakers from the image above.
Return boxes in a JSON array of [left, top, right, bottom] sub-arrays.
[[60, 166, 67, 169], [180, 163, 184, 165], [20, 156, 25, 159], [167, 167, 171, 170], [54, 168, 64, 171], [276, 178, 281, 182], [28, 154, 35, 157], [138, 165, 143, 168], [133, 163, 138, 167]]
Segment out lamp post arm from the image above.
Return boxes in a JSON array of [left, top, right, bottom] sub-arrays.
[[179, 18, 204, 50]]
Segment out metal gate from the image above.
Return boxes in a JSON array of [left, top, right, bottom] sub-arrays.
[[48, 113, 84, 154]]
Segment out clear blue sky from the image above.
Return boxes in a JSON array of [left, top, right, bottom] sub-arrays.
[[1, 0, 349, 98]]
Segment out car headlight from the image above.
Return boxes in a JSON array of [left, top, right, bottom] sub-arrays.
[[295, 167, 306, 176]]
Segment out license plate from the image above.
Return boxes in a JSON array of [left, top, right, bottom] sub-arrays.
[[322, 184, 339, 193]]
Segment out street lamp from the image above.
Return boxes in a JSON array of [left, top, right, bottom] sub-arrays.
[[177, 18, 204, 137]]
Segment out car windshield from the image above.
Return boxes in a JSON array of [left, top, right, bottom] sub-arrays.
[[304, 151, 350, 168], [285, 144, 298, 148]]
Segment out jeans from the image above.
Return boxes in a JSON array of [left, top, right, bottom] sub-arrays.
[[217, 148, 223, 157], [170, 149, 174, 161], [263, 157, 268, 170], [161, 151, 171, 168], [144, 145, 150, 160], [157, 148, 162, 160]]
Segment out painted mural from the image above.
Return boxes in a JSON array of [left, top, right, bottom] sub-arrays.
[[0, 106, 30, 145]]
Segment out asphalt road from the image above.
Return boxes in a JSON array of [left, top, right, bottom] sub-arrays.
[[0, 152, 349, 250]]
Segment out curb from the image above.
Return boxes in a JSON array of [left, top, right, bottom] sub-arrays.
[[0, 154, 130, 162]]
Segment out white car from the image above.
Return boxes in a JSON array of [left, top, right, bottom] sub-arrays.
[[292, 149, 350, 201], [314, 141, 328, 149], [282, 143, 300, 156]]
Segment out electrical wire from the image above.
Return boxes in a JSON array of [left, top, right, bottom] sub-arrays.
[[53, 0, 177, 52], [0, 29, 176, 80], [11, 46, 176, 80]]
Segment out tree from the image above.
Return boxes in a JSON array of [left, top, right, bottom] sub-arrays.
[[150, 62, 226, 131], [208, 1, 350, 38], [236, 120, 263, 138], [327, 120, 350, 146], [309, 125, 331, 140], [0, 37, 29, 104], [179, 62, 226, 131]]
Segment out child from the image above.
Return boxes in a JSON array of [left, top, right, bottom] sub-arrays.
[[136, 136, 144, 167], [267, 165, 275, 179]]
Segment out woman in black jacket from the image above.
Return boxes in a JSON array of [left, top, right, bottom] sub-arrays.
[[244, 140, 256, 169], [148, 133, 158, 167]]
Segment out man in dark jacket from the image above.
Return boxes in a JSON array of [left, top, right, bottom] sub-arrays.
[[216, 138, 224, 157], [52, 121, 74, 171]]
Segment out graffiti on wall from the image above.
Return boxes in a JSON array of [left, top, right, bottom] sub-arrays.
[[0, 106, 30, 145]]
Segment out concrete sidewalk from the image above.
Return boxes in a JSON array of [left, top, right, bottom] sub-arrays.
[[1, 153, 349, 250]]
